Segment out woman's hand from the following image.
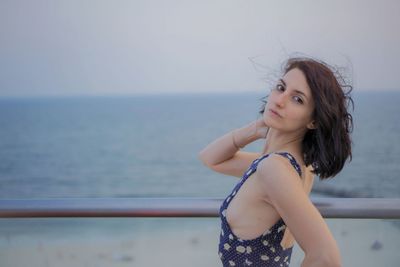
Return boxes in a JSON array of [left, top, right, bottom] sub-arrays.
[[248, 117, 270, 140]]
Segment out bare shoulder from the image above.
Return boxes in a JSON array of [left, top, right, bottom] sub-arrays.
[[254, 153, 340, 257], [256, 154, 300, 202], [256, 153, 304, 192]]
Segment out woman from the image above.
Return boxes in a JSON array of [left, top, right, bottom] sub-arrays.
[[198, 56, 353, 266]]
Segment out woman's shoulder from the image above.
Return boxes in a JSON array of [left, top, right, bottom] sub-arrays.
[[257, 154, 315, 197], [253, 154, 310, 206], [257, 152, 303, 178], [256, 153, 304, 186]]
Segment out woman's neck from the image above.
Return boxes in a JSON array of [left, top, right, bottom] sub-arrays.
[[261, 127, 304, 157]]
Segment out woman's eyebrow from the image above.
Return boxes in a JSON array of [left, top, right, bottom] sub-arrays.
[[279, 78, 308, 100]]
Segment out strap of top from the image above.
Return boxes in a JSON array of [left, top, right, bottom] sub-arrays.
[[274, 152, 302, 177], [257, 152, 302, 177]]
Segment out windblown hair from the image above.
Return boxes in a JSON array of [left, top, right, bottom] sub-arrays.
[[258, 56, 354, 179]]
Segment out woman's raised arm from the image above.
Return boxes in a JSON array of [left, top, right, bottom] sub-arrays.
[[198, 119, 270, 178]]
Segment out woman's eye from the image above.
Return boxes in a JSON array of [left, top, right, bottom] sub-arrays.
[[275, 84, 303, 104], [294, 96, 303, 104]]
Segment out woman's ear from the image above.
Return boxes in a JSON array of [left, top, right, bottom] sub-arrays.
[[307, 121, 317, 130]]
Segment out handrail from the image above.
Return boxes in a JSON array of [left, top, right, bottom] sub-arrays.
[[0, 197, 399, 219]]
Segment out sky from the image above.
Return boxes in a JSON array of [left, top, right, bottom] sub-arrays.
[[0, 0, 399, 97]]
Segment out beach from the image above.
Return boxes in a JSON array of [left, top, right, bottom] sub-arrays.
[[1, 218, 399, 267]]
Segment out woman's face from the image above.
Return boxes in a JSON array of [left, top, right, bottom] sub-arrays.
[[264, 67, 316, 133]]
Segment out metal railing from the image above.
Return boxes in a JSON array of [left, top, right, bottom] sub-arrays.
[[0, 197, 400, 218]]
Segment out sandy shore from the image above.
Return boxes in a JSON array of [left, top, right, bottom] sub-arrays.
[[0, 219, 399, 267]]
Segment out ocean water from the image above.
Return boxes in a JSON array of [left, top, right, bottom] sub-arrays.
[[0, 91, 399, 251], [0, 91, 399, 199]]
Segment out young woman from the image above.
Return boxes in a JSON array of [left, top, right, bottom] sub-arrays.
[[199, 56, 353, 266]]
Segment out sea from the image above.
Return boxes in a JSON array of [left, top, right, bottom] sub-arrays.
[[0, 90, 399, 250]]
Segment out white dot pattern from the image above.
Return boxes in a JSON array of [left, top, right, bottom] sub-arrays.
[[218, 152, 302, 266]]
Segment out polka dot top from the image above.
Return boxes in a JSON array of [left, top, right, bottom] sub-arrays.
[[218, 152, 302, 266]]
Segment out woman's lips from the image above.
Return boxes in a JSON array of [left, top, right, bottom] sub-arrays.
[[269, 109, 282, 117]]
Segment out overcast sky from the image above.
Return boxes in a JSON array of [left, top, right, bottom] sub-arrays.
[[0, 0, 399, 97]]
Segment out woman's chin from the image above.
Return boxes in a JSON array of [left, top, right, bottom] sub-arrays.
[[264, 116, 277, 127]]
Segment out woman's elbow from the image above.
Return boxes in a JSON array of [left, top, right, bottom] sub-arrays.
[[318, 256, 342, 267], [302, 255, 342, 267], [321, 253, 342, 267], [198, 152, 211, 167], [303, 248, 342, 267]]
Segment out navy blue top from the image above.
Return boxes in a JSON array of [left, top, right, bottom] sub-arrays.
[[218, 152, 302, 266]]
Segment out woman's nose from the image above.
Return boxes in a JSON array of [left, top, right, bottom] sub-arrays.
[[274, 92, 287, 107]]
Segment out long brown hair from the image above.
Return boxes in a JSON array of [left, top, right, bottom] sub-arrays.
[[258, 56, 354, 179]]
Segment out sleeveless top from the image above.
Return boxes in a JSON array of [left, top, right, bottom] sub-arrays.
[[218, 152, 302, 266]]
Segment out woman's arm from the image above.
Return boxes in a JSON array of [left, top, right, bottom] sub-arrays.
[[256, 154, 342, 267], [198, 119, 267, 177]]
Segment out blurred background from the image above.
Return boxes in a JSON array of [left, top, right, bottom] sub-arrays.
[[0, 0, 399, 266]]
